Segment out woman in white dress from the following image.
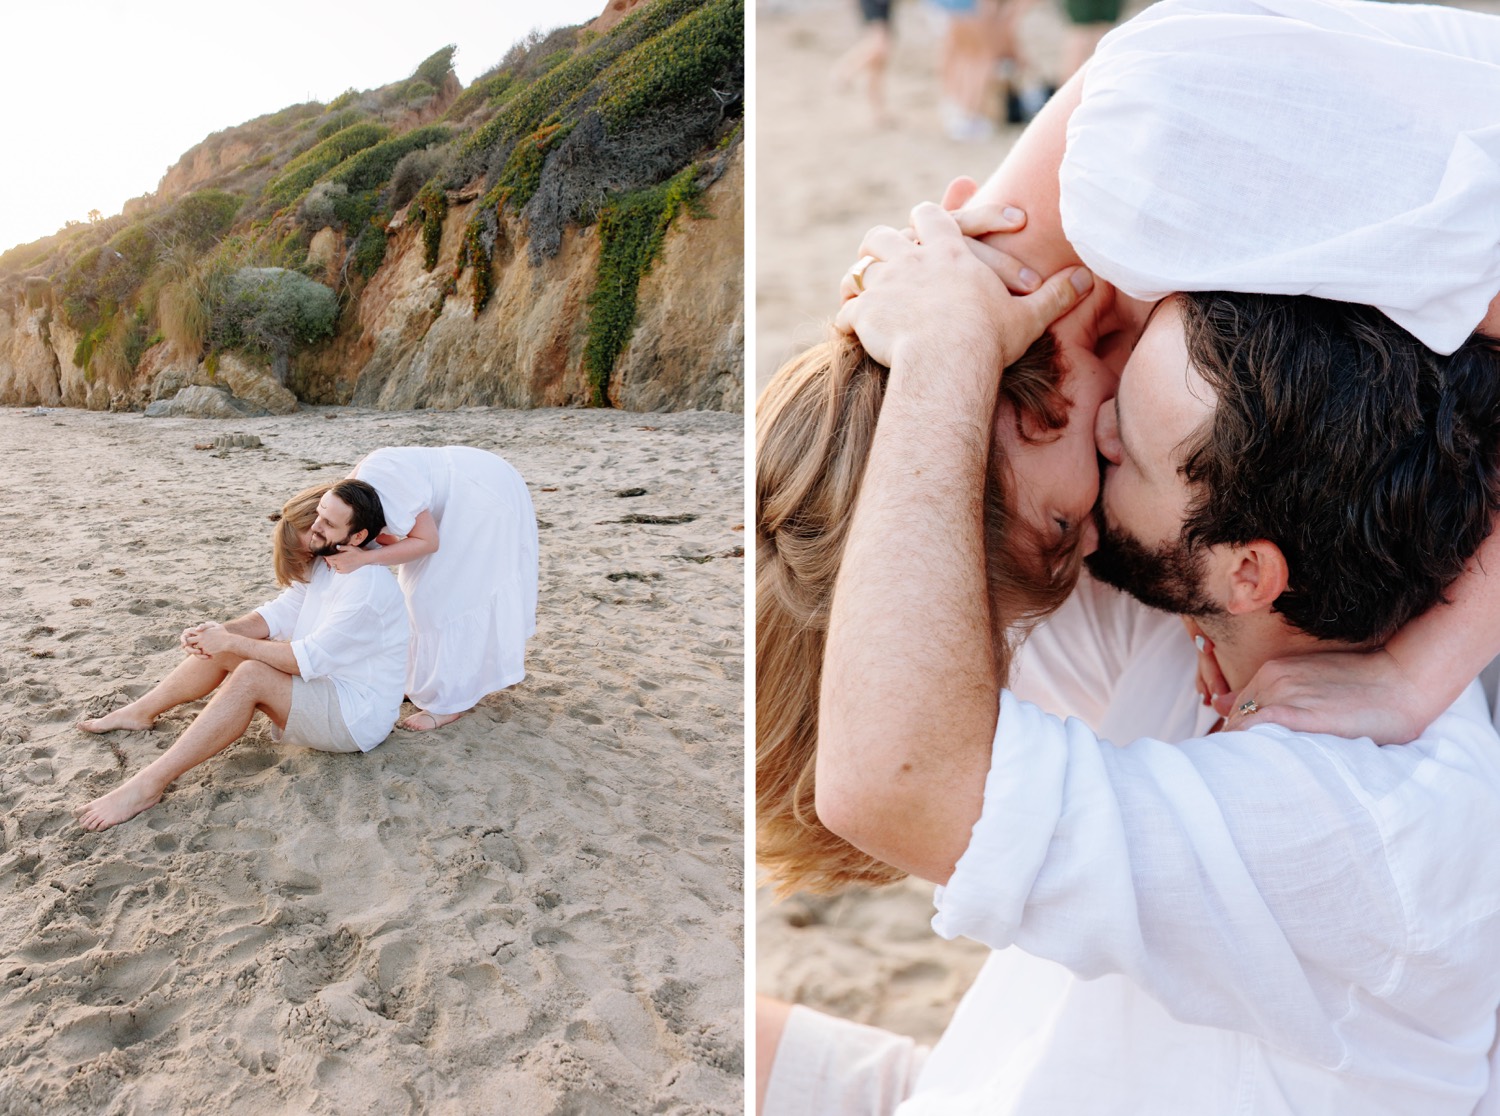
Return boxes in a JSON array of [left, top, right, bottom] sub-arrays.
[[322, 446, 539, 731]]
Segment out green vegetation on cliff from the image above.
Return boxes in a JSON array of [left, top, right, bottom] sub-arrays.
[[445, 0, 744, 407], [584, 165, 703, 407]]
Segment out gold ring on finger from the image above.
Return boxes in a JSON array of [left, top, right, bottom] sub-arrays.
[[851, 255, 879, 293]]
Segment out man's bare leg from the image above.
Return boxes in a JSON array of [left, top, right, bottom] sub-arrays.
[[75, 661, 293, 831], [78, 649, 247, 733]]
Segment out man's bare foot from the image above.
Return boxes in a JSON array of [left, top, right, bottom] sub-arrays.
[[74, 778, 163, 831], [77, 708, 155, 734], [398, 710, 468, 732]]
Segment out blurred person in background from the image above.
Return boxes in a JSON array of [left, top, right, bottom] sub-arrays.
[[835, 0, 897, 125]]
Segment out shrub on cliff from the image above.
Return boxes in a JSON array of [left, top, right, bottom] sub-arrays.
[[317, 108, 366, 140], [327, 126, 452, 195], [158, 271, 213, 356], [300, 182, 349, 230], [152, 190, 243, 254], [413, 45, 457, 91], [442, 70, 517, 125], [448, 0, 742, 328], [583, 164, 705, 406], [447, 0, 711, 188], [596, 0, 744, 130], [390, 147, 445, 210], [263, 123, 390, 212], [211, 267, 337, 378]]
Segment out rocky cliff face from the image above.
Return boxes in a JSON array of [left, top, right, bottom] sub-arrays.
[[0, 298, 106, 409], [0, 144, 742, 414], [305, 143, 743, 411]]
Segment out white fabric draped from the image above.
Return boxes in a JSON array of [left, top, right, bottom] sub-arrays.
[[1060, 0, 1500, 354]]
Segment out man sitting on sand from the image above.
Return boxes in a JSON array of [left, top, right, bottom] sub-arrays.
[[76, 480, 409, 831]]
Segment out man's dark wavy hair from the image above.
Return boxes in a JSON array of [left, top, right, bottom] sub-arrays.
[[1177, 292, 1500, 645], [330, 478, 386, 544]]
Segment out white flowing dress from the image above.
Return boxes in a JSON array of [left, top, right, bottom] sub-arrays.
[[1059, 0, 1500, 355], [353, 446, 538, 715]]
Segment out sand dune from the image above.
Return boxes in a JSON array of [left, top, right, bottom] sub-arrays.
[[0, 404, 743, 1114]]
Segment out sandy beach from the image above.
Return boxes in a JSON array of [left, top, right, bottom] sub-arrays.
[[0, 404, 743, 1113]]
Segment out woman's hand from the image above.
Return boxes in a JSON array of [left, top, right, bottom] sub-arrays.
[[324, 545, 371, 575], [835, 202, 1092, 376], [1224, 648, 1433, 744], [1182, 618, 1231, 711]]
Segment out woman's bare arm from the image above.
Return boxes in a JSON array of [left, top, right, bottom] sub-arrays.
[[324, 509, 440, 573]]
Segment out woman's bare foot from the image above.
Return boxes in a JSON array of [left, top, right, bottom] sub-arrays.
[[77, 708, 155, 734], [398, 710, 468, 732], [74, 776, 164, 831]]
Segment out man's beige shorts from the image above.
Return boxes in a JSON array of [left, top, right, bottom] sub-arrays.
[[762, 1005, 928, 1116], [276, 676, 361, 753]]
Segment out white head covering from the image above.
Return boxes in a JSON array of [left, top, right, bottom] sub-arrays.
[[1059, 0, 1500, 354]]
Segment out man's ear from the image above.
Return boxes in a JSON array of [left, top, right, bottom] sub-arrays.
[[1223, 540, 1289, 615], [348, 528, 369, 549]]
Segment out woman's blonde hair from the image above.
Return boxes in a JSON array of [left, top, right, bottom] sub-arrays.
[[756, 331, 1081, 897], [271, 483, 333, 587]]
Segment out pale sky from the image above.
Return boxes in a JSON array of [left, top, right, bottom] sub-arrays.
[[0, 0, 607, 254]]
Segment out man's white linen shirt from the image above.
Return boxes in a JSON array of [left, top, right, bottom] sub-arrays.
[[256, 561, 407, 751], [901, 575, 1500, 1115]]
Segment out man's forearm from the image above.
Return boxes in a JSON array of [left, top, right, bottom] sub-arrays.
[[222, 611, 271, 640], [817, 340, 1004, 885], [216, 612, 297, 674], [225, 633, 299, 676]]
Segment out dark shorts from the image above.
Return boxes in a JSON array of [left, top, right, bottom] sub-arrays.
[[1062, 0, 1121, 23], [859, 0, 893, 23]]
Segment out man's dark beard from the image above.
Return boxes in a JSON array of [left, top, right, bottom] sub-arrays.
[[1085, 502, 1224, 618], [312, 531, 352, 558]]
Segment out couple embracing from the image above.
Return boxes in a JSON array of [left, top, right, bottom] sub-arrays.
[[76, 446, 539, 832], [758, 0, 1500, 1111]]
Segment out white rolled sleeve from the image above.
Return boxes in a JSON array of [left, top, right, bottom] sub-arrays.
[[256, 581, 307, 643], [288, 580, 389, 683], [934, 688, 1500, 1076]]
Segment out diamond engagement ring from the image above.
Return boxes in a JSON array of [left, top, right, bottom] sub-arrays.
[[1236, 698, 1259, 717], [850, 255, 878, 293]]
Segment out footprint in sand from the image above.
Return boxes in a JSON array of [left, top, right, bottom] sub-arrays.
[[274, 926, 360, 1005], [479, 828, 525, 873]]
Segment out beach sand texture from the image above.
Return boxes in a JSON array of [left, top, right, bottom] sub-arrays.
[[758, 0, 1500, 1054], [0, 405, 743, 1113]]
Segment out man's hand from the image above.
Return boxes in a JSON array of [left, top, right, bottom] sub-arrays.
[[324, 545, 369, 575], [180, 623, 213, 659], [187, 622, 237, 658]]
